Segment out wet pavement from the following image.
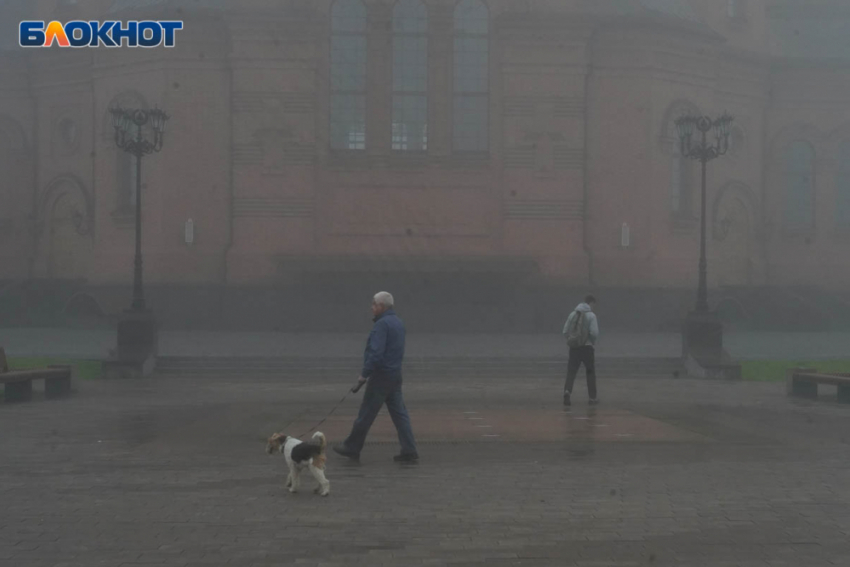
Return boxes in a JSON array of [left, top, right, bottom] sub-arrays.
[[2, 370, 850, 566]]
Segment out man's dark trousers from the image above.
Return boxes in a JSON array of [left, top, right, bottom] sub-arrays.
[[343, 376, 418, 456], [564, 345, 597, 399]]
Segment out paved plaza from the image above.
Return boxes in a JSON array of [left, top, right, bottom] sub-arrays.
[[3, 362, 850, 567]]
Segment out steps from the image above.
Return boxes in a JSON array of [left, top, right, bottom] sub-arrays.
[[4, 280, 850, 333], [154, 356, 683, 379]]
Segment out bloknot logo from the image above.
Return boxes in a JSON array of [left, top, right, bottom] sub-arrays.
[[19, 20, 183, 48]]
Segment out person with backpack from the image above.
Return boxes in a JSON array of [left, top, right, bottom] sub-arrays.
[[562, 295, 599, 407]]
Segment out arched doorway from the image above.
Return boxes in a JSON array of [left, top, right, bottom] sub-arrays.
[[0, 114, 34, 278], [712, 183, 758, 287], [104, 91, 148, 212], [659, 100, 701, 220], [37, 177, 93, 281]]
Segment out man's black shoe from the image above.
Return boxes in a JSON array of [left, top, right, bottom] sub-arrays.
[[589, 398, 600, 406], [563, 392, 571, 407], [333, 445, 360, 461], [393, 453, 419, 463]]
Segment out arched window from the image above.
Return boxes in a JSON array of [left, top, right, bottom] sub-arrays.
[[392, 0, 428, 151], [119, 152, 139, 210], [0, 127, 13, 149], [107, 92, 146, 211], [783, 140, 815, 229], [671, 151, 694, 217], [663, 103, 697, 218], [727, 0, 739, 18], [0, 115, 26, 152], [0, 116, 29, 222], [330, 0, 368, 150], [453, 0, 489, 152], [727, 0, 748, 20], [836, 141, 850, 227]]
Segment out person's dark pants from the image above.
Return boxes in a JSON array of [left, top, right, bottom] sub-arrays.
[[565, 346, 597, 399], [343, 377, 418, 456]]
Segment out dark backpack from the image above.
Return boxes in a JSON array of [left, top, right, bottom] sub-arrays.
[[565, 311, 589, 348]]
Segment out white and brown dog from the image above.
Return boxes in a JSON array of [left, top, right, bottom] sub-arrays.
[[266, 431, 330, 496]]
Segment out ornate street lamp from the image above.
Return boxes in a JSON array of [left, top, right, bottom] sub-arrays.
[[107, 105, 169, 375], [675, 113, 734, 313], [674, 112, 734, 366], [109, 105, 169, 312]]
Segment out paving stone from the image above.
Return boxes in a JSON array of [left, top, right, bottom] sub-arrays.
[[2, 372, 850, 566]]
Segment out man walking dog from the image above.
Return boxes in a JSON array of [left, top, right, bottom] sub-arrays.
[[334, 292, 419, 463], [562, 295, 600, 407]]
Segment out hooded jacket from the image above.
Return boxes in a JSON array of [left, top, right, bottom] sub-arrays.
[[562, 302, 599, 347]]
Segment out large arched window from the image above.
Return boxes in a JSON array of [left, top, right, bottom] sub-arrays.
[[0, 115, 26, 153], [727, 0, 747, 19], [0, 126, 15, 150], [837, 141, 850, 227], [107, 92, 146, 212], [0, 116, 29, 222], [784, 140, 815, 229], [119, 150, 139, 210], [671, 151, 694, 217], [392, 0, 428, 151], [330, 0, 367, 150], [453, 0, 489, 152], [662, 102, 698, 218]]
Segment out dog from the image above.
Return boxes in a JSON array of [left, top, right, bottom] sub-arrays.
[[266, 431, 330, 496]]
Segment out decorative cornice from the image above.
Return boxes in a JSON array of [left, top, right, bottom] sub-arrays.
[[233, 198, 313, 219], [503, 97, 584, 118], [232, 92, 315, 115], [504, 200, 584, 221]]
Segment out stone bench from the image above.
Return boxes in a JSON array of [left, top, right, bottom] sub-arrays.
[[787, 367, 850, 403], [0, 348, 73, 403]]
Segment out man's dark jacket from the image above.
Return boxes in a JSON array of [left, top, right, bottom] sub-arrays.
[[361, 308, 405, 382]]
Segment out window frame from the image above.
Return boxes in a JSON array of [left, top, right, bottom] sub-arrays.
[[329, 0, 369, 151], [391, 0, 429, 152], [670, 152, 696, 219], [452, 0, 490, 154]]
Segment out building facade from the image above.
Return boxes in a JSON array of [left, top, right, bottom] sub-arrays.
[[1, 0, 849, 329]]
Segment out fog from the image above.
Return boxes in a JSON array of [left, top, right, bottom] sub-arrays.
[[1, 2, 850, 564], [1, 0, 849, 340]]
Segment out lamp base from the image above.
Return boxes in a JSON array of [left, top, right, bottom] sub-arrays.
[[102, 356, 156, 380], [116, 309, 158, 365], [681, 310, 741, 380], [682, 310, 723, 359]]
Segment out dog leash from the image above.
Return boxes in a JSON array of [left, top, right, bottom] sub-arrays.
[[293, 391, 352, 439], [279, 380, 362, 440]]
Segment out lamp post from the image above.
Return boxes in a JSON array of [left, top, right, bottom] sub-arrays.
[[675, 113, 733, 312], [108, 105, 169, 373], [109, 106, 169, 312], [674, 112, 733, 364]]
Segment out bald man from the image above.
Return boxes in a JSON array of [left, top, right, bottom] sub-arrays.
[[333, 292, 419, 463]]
